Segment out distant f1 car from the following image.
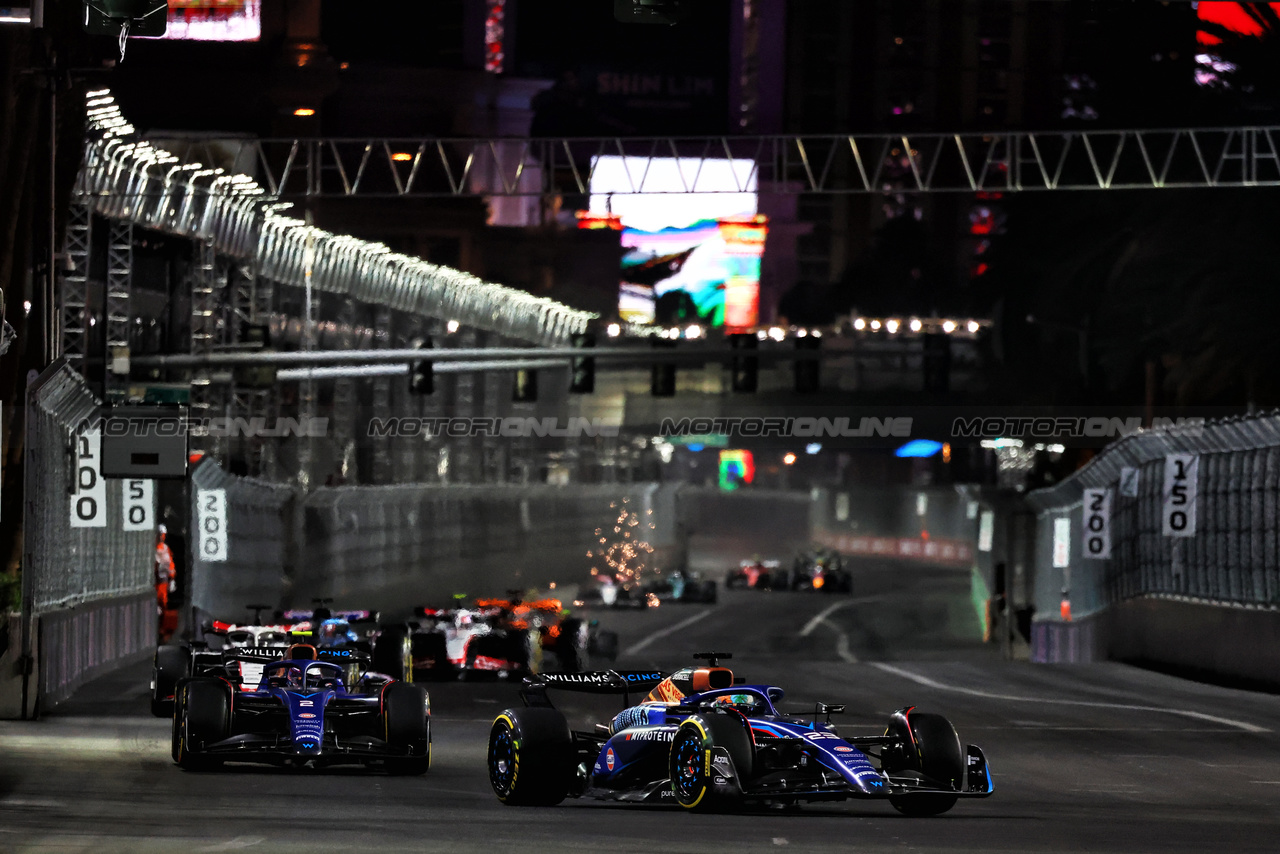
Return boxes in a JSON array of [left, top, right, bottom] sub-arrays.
[[642, 570, 718, 605], [577, 570, 717, 609], [150, 604, 412, 717], [275, 605, 415, 682], [727, 550, 853, 593], [410, 594, 618, 681], [789, 548, 853, 593], [486, 653, 992, 814], [172, 642, 430, 773], [725, 559, 784, 590]]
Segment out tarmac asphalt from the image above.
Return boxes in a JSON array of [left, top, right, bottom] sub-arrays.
[[3, 561, 1278, 853]]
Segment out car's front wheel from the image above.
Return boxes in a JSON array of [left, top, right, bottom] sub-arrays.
[[669, 713, 753, 810], [884, 709, 962, 816], [383, 682, 431, 775], [488, 707, 574, 805], [174, 679, 229, 771]]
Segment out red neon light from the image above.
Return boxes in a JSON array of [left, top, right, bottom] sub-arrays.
[[484, 0, 506, 74], [1196, 2, 1280, 45]]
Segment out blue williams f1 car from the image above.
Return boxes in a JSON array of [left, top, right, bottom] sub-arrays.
[[172, 643, 430, 774], [487, 653, 992, 815]]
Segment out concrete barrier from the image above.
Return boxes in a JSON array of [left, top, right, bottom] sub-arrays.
[[1032, 597, 1280, 688], [37, 593, 155, 711], [0, 613, 35, 719], [814, 530, 974, 567], [191, 477, 815, 618]]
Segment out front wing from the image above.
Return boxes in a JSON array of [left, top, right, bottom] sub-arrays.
[[580, 743, 993, 805], [194, 731, 423, 766]]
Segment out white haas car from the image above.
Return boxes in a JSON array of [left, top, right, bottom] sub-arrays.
[[409, 597, 618, 681], [410, 605, 536, 681], [150, 605, 297, 716]]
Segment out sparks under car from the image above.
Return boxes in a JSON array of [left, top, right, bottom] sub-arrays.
[[171, 643, 430, 773], [486, 653, 992, 814]]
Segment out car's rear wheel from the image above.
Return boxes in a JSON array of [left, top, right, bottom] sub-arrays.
[[554, 619, 588, 672], [374, 625, 412, 681], [589, 627, 619, 662], [151, 644, 188, 717], [174, 679, 229, 771], [488, 707, 574, 805], [669, 713, 753, 810], [410, 632, 453, 680], [885, 709, 963, 817]]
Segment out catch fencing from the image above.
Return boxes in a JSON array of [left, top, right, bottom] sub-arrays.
[[17, 362, 155, 715], [1023, 412, 1280, 676], [80, 91, 594, 345]]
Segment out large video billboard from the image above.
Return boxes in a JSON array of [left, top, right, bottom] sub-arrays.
[[161, 0, 261, 42], [587, 156, 763, 328]]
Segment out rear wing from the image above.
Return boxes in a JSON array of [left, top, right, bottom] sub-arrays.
[[227, 647, 365, 662], [221, 650, 366, 691], [207, 620, 295, 634], [277, 609, 380, 624], [521, 669, 665, 707]]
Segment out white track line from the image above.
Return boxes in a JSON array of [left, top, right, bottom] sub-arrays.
[[819, 617, 858, 663], [623, 608, 714, 656], [870, 662, 1269, 734], [799, 596, 884, 637]]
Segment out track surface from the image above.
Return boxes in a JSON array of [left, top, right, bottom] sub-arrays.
[[3, 561, 1279, 852]]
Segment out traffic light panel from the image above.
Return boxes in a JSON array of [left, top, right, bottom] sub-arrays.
[[729, 333, 758, 393], [570, 333, 596, 394], [514, 368, 538, 403], [794, 336, 820, 393], [82, 1, 168, 36], [651, 338, 677, 397], [409, 338, 434, 394]]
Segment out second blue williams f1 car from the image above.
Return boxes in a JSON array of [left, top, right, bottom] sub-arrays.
[[171, 642, 430, 773], [487, 653, 992, 814]]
